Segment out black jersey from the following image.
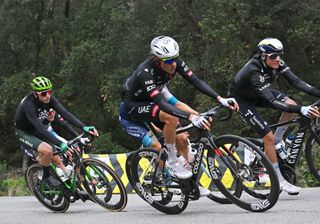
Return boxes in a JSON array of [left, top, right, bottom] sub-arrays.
[[122, 57, 218, 119], [14, 93, 85, 146], [229, 56, 320, 112]]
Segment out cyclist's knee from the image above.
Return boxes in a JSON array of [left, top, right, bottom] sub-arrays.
[[176, 132, 188, 143], [285, 98, 297, 105], [263, 132, 275, 145], [164, 116, 179, 127], [159, 111, 179, 126], [38, 142, 53, 157]]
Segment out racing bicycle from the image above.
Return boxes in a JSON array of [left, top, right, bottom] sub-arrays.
[[25, 133, 127, 212], [126, 105, 280, 214], [247, 100, 320, 184]]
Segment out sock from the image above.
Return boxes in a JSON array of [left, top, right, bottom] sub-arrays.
[[274, 125, 289, 143], [42, 166, 50, 179], [272, 162, 284, 182], [165, 143, 177, 162]]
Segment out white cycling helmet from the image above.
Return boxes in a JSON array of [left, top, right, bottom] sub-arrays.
[[150, 36, 179, 59], [258, 38, 283, 54]]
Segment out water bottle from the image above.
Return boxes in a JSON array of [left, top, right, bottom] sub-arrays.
[[56, 165, 73, 182], [275, 140, 289, 160], [285, 133, 295, 154], [187, 139, 197, 163], [56, 167, 68, 182]]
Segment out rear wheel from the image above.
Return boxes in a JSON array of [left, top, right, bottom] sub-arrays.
[[130, 148, 189, 214], [207, 135, 280, 212], [25, 164, 69, 212], [305, 130, 320, 181], [80, 158, 127, 211]]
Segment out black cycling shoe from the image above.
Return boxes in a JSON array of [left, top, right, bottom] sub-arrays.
[[75, 190, 90, 202]]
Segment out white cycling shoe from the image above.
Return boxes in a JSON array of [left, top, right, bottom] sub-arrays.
[[166, 158, 192, 179], [198, 186, 211, 197], [280, 180, 300, 195]]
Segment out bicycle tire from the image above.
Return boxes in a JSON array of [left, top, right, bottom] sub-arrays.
[[125, 152, 136, 190], [80, 158, 128, 211], [207, 135, 280, 212], [25, 164, 69, 212], [130, 148, 189, 214], [305, 129, 320, 181], [201, 145, 242, 204]]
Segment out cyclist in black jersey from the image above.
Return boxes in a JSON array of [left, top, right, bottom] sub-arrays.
[[14, 76, 99, 186], [229, 37, 320, 195], [121, 35, 239, 180]]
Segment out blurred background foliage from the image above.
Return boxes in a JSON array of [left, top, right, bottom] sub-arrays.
[[0, 0, 320, 191]]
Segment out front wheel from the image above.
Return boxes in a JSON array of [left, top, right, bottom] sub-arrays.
[[130, 148, 189, 214], [25, 164, 69, 212], [207, 135, 280, 212], [305, 130, 320, 181], [80, 158, 128, 211]]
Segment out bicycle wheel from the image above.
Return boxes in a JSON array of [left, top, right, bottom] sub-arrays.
[[305, 130, 320, 181], [25, 164, 69, 212], [125, 152, 135, 189], [80, 158, 127, 211], [199, 150, 240, 204], [130, 148, 189, 214], [207, 135, 280, 212]]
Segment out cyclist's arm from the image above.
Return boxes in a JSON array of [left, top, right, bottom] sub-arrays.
[[50, 96, 86, 129], [283, 69, 320, 98], [141, 75, 191, 120], [251, 73, 302, 113], [55, 114, 79, 137], [24, 106, 63, 146], [161, 86, 198, 115], [47, 125, 68, 143], [176, 59, 219, 100]]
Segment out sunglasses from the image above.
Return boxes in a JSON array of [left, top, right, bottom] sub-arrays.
[[163, 57, 178, 64], [266, 52, 283, 60], [36, 89, 53, 97]]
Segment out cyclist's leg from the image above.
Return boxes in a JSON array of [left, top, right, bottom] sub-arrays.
[[124, 101, 191, 179], [15, 129, 53, 179], [267, 90, 297, 143], [236, 97, 300, 194]]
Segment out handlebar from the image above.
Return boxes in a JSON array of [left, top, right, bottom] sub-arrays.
[[177, 105, 233, 133]]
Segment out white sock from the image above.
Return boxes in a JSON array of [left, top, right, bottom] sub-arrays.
[[165, 143, 177, 162], [274, 125, 289, 143], [272, 162, 284, 182]]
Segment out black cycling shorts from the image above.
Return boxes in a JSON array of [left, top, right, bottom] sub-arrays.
[[234, 89, 288, 137]]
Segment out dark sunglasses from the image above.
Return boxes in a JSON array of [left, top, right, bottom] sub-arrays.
[[163, 57, 178, 64], [37, 89, 53, 97], [266, 52, 283, 60]]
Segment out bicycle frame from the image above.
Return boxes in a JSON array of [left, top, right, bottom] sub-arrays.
[[255, 115, 320, 170]]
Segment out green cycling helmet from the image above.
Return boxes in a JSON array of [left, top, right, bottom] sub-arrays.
[[30, 76, 53, 91]]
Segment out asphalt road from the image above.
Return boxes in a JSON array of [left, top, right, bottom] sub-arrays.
[[1, 187, 320, 224]]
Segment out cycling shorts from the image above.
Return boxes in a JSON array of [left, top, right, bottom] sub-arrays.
[[233, 89, 288, 137], [15, 129, 57, 152]]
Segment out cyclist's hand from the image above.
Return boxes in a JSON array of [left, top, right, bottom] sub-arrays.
[[300, 106, 320, 118], [189, 114, 210, 130], [83, 126, 99, 137], [60, 142, 70, 153], [219, 97, 239, 112]]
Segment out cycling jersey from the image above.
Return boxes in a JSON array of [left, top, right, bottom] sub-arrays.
[[122, 57, 219, 120], [229, 55, 320, 113], [14, 92, 85, 146], [119, 86, 178, 146]]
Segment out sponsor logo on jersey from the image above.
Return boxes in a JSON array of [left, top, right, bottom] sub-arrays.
[[146, 84, 156, 92], [145, 80, 154, 85]]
